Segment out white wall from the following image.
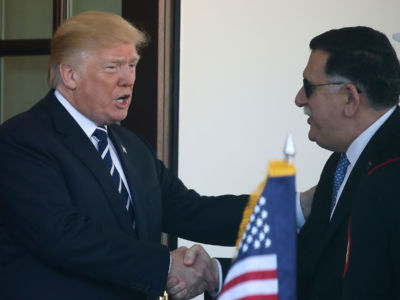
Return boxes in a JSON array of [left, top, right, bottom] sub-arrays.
[[178, 1, 400, 298]]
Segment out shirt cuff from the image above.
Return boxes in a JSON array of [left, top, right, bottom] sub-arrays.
[[209, 258, 223, 297], [296, 192, 306, 229]]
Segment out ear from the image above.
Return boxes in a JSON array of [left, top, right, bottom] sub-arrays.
[[343, 83, 361, 117], [59, 63, 79, 90]]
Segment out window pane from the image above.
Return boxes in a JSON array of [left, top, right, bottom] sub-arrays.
[[70, 0, 121, 16], [1, 56, 49, 123], [2, 0, 52, 39]]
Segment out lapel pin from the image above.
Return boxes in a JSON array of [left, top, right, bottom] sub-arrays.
[[121, 145, 127, 154]]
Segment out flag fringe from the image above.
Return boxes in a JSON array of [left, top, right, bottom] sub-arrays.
[[233, 178, 267, 259], [268, 160, 296, 177], [233, 160, 296, 259]]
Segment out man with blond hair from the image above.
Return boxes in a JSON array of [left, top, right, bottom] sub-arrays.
[[0, 11, 247, 300]]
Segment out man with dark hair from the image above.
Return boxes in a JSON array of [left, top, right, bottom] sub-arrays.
[[295, 26, 400, 300]]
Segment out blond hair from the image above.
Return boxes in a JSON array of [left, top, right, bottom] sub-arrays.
[[48, 11, 148, 88]]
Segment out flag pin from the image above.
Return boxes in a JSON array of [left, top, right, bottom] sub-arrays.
[[121, 145, 127, 154]]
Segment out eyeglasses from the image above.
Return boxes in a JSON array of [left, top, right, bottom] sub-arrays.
[[303, 78, 346, 98]]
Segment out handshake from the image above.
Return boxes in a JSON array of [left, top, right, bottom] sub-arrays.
[[167, 244, 220, 300]]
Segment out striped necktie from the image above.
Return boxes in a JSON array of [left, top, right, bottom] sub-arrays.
[[331, 153, 350, 215], [92, 126, 135, 228]]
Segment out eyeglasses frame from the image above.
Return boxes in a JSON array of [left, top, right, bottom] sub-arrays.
[[302, 78, 350, 98]]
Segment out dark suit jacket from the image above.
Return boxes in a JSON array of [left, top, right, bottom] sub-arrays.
[[0, 90, 247, 300], [297, 107, 400, 300], [342, 113, 400, 299]]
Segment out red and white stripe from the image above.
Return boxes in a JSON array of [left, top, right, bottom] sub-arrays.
[[219, 254, 278, 300]]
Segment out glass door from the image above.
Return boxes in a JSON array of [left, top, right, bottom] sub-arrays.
[[0, 0, 122, 123], [0, 0, 52, 122]]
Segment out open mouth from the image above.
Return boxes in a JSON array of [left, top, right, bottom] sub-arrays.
[[116, 94, 130, 104]]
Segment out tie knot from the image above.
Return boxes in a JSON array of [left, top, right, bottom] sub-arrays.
[[92, 126, 108, 143]]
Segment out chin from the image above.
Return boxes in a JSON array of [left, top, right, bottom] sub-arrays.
[[308, 132, 316, 142], [114, 112, 129, 122]]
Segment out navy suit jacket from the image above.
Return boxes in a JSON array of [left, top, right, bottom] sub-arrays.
[[0, 90, 247, 300], [297, 107, 400, 300]]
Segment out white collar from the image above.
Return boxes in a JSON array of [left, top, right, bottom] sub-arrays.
[[346, 105, 396, 166], [54, 89, 99, 138]]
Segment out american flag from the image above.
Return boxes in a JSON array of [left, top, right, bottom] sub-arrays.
[[219, 161, 297, 300]]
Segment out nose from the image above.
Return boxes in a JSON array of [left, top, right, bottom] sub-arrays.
[[295, 86, 307, 107], [119, 65, 135, 87]]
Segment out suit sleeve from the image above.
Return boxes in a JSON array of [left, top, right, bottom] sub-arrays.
[[155, 157, 248, 246], [0, 124, 170, 296], [342, 162, 400, 299]]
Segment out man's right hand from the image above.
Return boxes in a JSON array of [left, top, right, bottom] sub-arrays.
[[168, 245, 219, 300]]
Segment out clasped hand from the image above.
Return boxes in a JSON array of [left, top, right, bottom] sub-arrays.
[[167, 245, 219, 299]]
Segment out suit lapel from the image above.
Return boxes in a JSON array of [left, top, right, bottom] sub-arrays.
[[108, 126, 148, 240], [304, 153, 339, 264], [324, 156, 365, 241], [43, 93, 135, 233]]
